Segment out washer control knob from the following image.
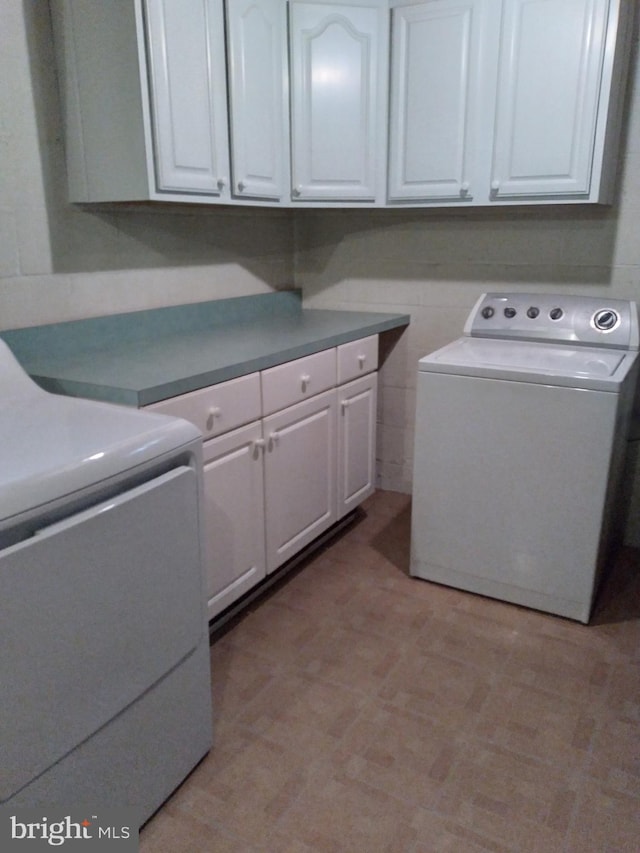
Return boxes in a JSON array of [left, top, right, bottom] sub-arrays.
[[593, 309, 619, 331], [481, 306, 495, 319], [527, 306, 539, 319], [504, 306, 517, 319], [549, 307, 564, 321]]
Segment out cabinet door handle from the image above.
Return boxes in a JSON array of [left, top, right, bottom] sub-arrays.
[[341, 399, 350, 412], [357, 354, 366, 368], [269, 431, 280, 447], [251, 438, 266, 454], [300, 373, 311, 390], [206, 406, 221, 430]]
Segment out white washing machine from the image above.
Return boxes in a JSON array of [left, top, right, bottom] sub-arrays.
[[410, 293, 639, 623], [0, 340, 212, 823]]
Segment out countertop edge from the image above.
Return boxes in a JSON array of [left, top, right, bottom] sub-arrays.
[[17, 309, 410, 407]]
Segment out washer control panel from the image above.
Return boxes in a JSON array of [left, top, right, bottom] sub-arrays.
[[466, 293, 639, 349]]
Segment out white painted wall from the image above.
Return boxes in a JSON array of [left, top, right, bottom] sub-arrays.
[[0, 1, 294, 331]]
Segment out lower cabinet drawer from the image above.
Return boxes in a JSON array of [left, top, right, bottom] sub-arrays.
[[145, 372, 261, 439], [261, 348, 337, 416], [337, 335, 378, 384]]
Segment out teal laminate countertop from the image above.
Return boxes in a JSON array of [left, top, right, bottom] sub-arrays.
[[1, 292, 409, 406]]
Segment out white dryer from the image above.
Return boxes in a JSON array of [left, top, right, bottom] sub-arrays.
[[0, 340, 212, 823], [410, 293, 639, 623]]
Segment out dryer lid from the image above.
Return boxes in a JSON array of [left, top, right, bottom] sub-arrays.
[[0, 340, 200, 524]]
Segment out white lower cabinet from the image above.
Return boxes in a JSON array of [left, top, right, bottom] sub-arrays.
[[146, 338, 378, 620], [338, 374, 378, 518], [201, 421, 266, 619], [263, 389, 338, 573]]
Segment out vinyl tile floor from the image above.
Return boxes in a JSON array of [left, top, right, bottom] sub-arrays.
[[140, 490, 640, 852]]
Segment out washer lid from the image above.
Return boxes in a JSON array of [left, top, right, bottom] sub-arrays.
[[418, 337, 637, 390], [0, 340, 200, 523]]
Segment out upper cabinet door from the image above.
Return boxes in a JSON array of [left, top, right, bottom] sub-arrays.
[[226, 0, 290, 200], [388, 0, 495, 203], [289, 0, 389, 202], [490, 0, 610, 199], [144, 0, 230, 196]]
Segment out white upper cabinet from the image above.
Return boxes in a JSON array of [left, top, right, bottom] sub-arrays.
[[491, 0, 612, 200], [388, 0, 632, 206], [388, 0, 500, 202], [289, 0, 389, 202], [52, 0, 230, 203], [145, 0, 230, 197], [53, 0, 633, 208], [226, 0, 290, 200]]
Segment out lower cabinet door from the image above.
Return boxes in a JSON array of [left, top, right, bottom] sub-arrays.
[[337, 373, 377, 518], [263, 389, 337, 573], [202, 421, 266, 618]]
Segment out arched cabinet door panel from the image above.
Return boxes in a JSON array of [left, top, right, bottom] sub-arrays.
[[289, 0, 389, 202]]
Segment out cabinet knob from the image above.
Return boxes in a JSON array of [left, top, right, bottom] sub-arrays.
[[358, 354, 366, 368], [460, 182, 470, 197], [341, 399, 350, 412], [217, 178, 226, 191], [490, 180, 500, 195], [252, 438, 266, 454], [301, 373, 311, 390], [269, 431, 279, 447], [237, 181, 245, 193], [206, 406, 221, 430], [292, 186, 301, 198]]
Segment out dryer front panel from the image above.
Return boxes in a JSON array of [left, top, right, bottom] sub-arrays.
[[0, 465, 203, 803]]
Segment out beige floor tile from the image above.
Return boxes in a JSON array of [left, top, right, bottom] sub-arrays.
[[475, 678, 598, 771], [220, 598, 325, 667], [271, 771, 422, 852], [293, 621, 411, 695], [266, 553, 363, 618], [210, 641, 282, 727], [164, 727, 313, 848], [236, 669, 369, 754], [499, 629, 613, 705], [587, 713, 640, 797], [139, 808, 263, 853], [327, 582, 435, 639], [140, 490, 640, 853], [414, 607, 522, 673], [436, 741, 578, 851], [329, 702, 467, 807], [602, 660, 640, 721], [566, 779, 640, 852], [377, 646, 496, 732]]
